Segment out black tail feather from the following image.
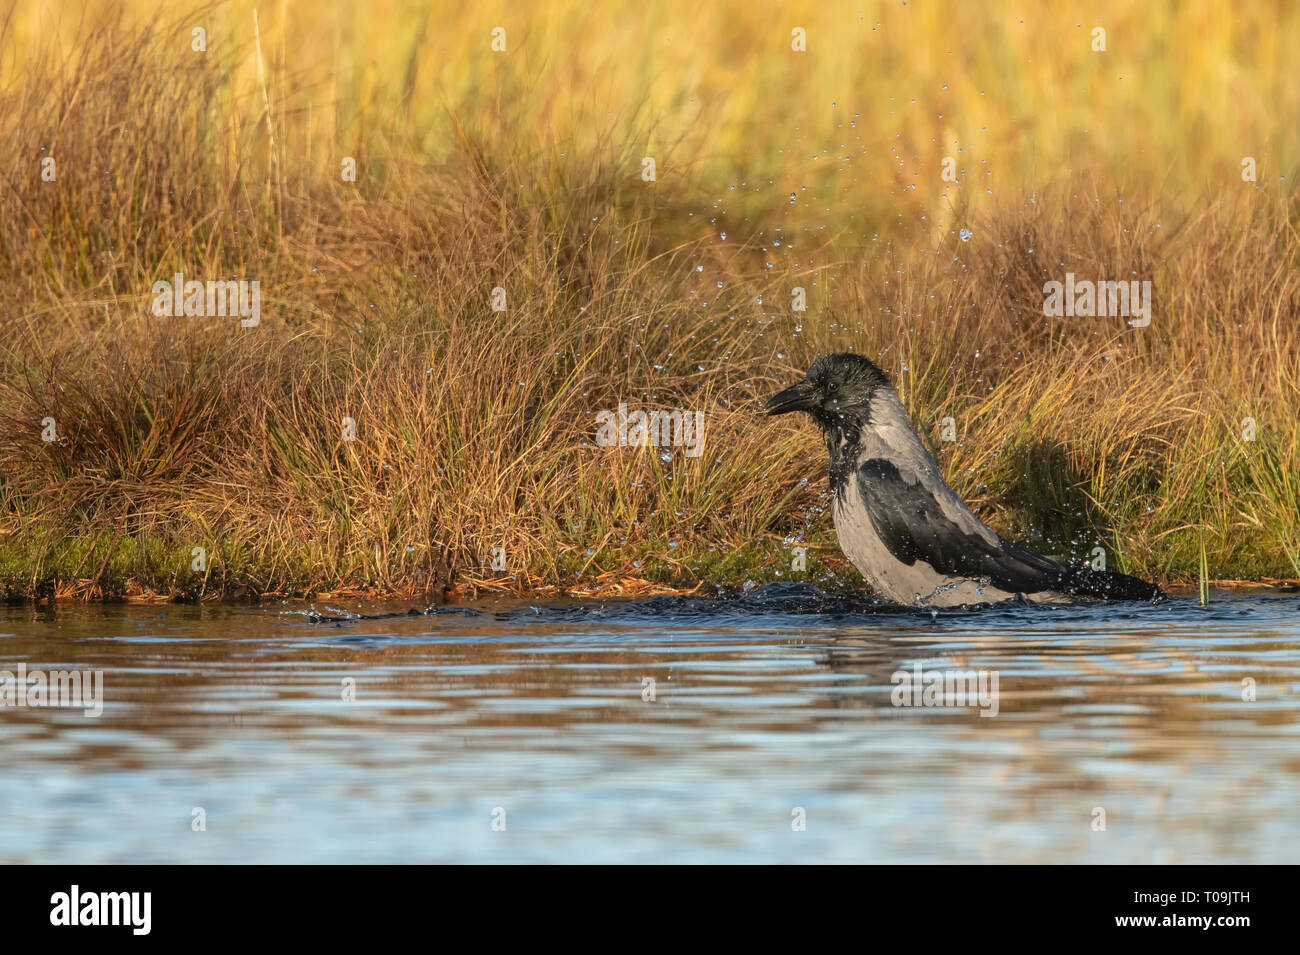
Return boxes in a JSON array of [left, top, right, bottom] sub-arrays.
[[1058, 565, 1165, 602]]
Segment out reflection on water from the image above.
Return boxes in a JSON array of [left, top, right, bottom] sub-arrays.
[[1, 586, 1298, 863]]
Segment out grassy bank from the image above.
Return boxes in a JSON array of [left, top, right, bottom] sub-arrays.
[[1, 3, 1298, 601]]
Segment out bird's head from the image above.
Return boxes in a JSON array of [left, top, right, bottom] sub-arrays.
[[763, 353, 891, 429]]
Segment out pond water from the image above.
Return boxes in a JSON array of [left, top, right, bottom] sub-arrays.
[[2, 585, 1297, 863]]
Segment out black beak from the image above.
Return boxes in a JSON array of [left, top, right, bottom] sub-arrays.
[[764, 379, 817, 416]]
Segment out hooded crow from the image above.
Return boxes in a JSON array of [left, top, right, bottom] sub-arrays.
[[765, 353, 1164, 607]]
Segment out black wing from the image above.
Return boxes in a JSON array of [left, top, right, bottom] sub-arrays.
[[856, 458, 1065, 595]]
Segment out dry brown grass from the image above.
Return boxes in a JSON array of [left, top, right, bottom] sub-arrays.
[[1, 7, 1297, 600]]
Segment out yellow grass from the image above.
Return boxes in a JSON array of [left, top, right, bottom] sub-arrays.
[[0, 1, 1297, 599]]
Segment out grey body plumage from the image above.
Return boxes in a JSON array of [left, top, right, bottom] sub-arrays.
[[765, 353, 1163, 607]]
